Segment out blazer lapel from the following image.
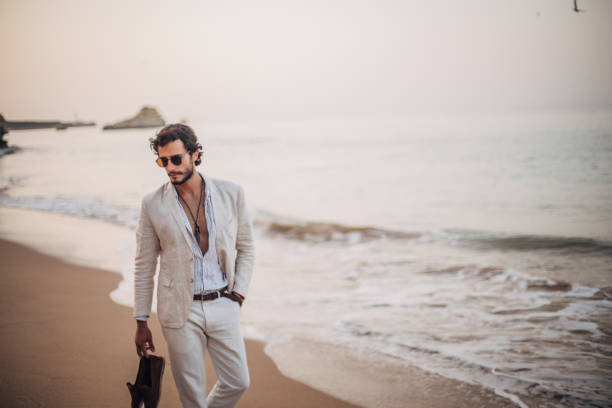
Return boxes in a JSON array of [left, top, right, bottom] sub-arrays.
[[162, 182, 193, 249], [208, 177, 226, 251]]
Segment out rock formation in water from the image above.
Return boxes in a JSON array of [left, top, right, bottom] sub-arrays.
[[0, 114, 9, 148], [103, 106, 165, 130], [0, 113, 94, 154]]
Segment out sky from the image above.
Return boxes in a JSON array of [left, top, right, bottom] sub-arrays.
[[1, 0, 611, 124]]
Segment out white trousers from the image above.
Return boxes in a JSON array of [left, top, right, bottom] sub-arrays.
[[161, 296, 250, 408]]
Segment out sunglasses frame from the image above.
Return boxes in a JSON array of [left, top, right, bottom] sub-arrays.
[[155, 152, 192, 167]]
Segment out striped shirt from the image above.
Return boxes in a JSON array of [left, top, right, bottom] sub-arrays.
[[173, 172, 228, 295]]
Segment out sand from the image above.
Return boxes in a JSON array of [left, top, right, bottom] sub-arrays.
[[0, 238, 358, 407], [0, 207, 520, 407]]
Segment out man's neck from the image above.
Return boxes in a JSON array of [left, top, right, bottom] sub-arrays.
[[174, 171, 202, 197]]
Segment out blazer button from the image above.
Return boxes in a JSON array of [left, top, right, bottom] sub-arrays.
[[190, 278, 194, 283]]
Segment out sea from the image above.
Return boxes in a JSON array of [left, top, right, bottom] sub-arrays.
[[1, 109, 611, 407]]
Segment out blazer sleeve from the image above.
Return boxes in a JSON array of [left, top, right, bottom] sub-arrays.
[[232, 185, 255, 297], [133, 196, 161, 319]]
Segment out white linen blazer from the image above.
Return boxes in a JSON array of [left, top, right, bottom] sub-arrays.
[[133, 177, 255, 328]]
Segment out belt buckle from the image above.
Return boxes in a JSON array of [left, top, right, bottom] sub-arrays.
[[216, 289, 221, 299]]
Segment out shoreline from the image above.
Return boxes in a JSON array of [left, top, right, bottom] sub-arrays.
[[0, 207, 521, 407], [0, 237, 359, 407]]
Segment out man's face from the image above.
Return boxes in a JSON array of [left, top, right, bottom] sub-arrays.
[[156, 139, 199, 185]]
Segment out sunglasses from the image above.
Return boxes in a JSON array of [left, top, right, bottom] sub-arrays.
[[156, 152, 191, 167]]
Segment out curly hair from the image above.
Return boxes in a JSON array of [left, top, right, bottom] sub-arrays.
[[149, 124, 203, 166]]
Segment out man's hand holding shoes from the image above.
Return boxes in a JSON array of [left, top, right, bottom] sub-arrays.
[[135, 321, 156, 358]]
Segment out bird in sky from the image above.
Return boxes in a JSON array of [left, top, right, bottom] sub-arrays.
[[573, 0, 584, 13]]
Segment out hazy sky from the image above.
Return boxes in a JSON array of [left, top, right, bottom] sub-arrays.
[[1, 0, 611, 123]]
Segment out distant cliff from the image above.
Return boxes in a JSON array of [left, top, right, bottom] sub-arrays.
[[0, 113, 95, 150], [103, 106, 165, 130]]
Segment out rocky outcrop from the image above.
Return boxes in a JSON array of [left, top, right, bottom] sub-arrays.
[[103, 106, 165, 130], [0, 114, 7, 148], [0, 114, 94, 151]]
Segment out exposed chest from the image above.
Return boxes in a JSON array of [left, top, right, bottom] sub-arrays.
[[178, 195, 210, 255]]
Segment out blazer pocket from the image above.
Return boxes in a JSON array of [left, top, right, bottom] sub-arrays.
[[157, 274, 180, 327], [159, 275, 174, 288]]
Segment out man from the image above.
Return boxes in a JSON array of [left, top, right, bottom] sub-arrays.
[[133, 123, 255, 407]]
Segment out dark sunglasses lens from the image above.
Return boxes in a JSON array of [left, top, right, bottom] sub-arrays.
[[156, 153, 187, 167], [170, 155, 183, 165]]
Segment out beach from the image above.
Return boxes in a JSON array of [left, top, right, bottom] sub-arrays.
[[0, 210, 520, 408], [0, 236, 361, 408], [0, 114, 611, 407], [3, 0, 612, 404]]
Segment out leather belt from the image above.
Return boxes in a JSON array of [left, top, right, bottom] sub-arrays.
[[193, 287, 229, 301], [193, 287, 244, 306]]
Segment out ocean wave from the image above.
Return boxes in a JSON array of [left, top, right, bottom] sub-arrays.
[[0, 194, 139, 229], [426, 228, 612, 258], [254, 209, 421, 243], [422, 263, 602, 300], [254, 209, 612, 257], [2, 191, 610, 259], [329, 258, 612, 407], [335, 309, 612, 408], [0, 194, 420, 245]]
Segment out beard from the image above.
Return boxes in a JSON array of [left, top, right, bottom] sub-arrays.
[[170, 162, 195, 185]]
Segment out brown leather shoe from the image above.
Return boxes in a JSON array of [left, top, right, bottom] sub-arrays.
[[126, 356, 147, 408], [126, 355, 165, 408], [144, 355, 165, 408]]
